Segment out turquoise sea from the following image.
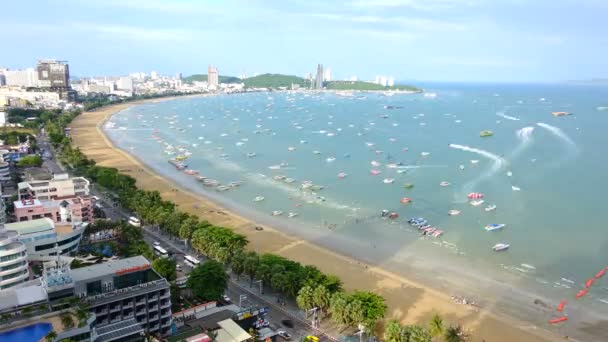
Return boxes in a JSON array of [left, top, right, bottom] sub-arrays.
[[106, 83, 608, 340]]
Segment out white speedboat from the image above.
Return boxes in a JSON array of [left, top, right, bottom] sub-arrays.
[[440, 181, 451, 187], [253, 196, 265, 202], [485, 223, 506, 232], [271, 210, 283, 216], [326, 157, 336, 163], [493, 243, 510, 252], [288, 212, 298, 218], [383, 178, 395, 184], [512, 185, 521, 191], [485, 204, 497, 212], [448, 210, 461, 216], [459, 165, 465, 170], [470, 199, 485, 206]]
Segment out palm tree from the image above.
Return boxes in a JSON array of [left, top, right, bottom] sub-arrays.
[[345, 298, 364, 328], [329, 292, 349, 327], [404, 325, 432, 342], [296, 285, 315, 311], [429, 314, 444, 339], [383, 320, 404, 342], [443, 325, 466, 342], [231, 251, 246, 280], [312, 285, 330, 316], [45, 330, 57, 342]]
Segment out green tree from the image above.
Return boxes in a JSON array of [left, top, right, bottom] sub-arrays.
[[126, 240, 154, 260], [384, 321, 405, 342], [296, 285, 315, 311], [312, 285, 331, 316], [349, 291, 387, 327], [152, 257, 177, 281], [45, 330, 58, 342], [75, 305, 90, 327], [17, 155, 43, 167], [187, 260, 228, 301], [243, 252, 260, 281], [429, 314, 444, 339], [230, 250, 246, 280], [404, 325, 432, 342], [60, 313, 75, 329], [443, 326, 466, 342], [329, 292, 349, 327]]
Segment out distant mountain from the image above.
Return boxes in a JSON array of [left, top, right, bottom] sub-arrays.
[[243, 74, 311, 88], [182, 74, 242, 84], [326, 80, 421, 92]]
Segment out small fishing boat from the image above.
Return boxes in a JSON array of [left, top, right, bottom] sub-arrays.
[[485, 204, 497, 212], [448, 209, 461, 216], [493, 243, 510, 252], [485, 223, 506, 232], [507, 171, 513, 177], [228, 181, 243, 188], [253, 196, 265, 202], [337, 172, 348, 179], [216, 185, 231, 192], [512, 185, 521, 191], [370, 169, 382, 175], [470, 199, 485, 206], [271, 210, 283, 216], [288, 212, 298, 218], [404, 183, 414, 189], [470, 160, 479, 164], [273, 175, 286, 181], [440, 181, 450, 187], [326, 157, 336, 163], [396, 169, 407, 174], [421, 152, 430, 157], [371, 160, 381, 167], [388, 212, 399, 219], [175, 155, 188, 161], [284, 178, 296, 184], [184, 169, 198, 175], [287, 147, 296, 151], [459, 164, 465, 170], [383, 178, 395, 184], [268, 165, 282, 170], [552, 111, 572, 117], [400, 197, 412, 204], [247, 152, 257, 158], [313, 150, 322, 155], [480, 130, 494, 137]]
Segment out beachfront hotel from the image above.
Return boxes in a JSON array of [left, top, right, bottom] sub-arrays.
[[0, 256, 172, 341], [13, 197, 94, 223], [18, 173, 91, 201], [4, 218, 86, 259]]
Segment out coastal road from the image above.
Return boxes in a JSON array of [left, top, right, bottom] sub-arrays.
[[39, 130, 337, 341]]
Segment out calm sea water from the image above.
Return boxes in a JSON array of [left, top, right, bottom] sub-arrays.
[[106, 83, 608, 331]]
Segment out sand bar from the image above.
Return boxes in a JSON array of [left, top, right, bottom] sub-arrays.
[[70, 98, 561, 342]]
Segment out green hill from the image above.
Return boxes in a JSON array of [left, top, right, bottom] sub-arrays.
[[243, 74, 311, 88], [182, 74, 242, 84], [326, 81, 421, 92]]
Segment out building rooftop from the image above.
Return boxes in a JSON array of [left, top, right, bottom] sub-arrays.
[[5, 217, 54, 235], [14, 198, 42, 209], [216, 319, 251, 342], [0, 283, 47, 312], [71, 255, 151, 283]]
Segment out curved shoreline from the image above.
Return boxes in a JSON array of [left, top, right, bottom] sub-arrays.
[[71, 97, 561, 342]]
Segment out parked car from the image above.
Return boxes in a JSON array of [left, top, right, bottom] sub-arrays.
[[277, 331, 292, 340], [222, 294, 231, 303]]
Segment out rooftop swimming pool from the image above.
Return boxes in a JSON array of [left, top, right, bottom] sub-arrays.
[[0, 322, 53, 342]]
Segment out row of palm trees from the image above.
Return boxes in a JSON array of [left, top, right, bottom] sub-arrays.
[[384, 314, 467, 342]]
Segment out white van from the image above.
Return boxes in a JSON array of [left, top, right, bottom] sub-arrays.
[[128, 216, 141, 227]]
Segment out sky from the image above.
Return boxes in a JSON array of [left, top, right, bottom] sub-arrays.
[[1, 0, 607, 82]]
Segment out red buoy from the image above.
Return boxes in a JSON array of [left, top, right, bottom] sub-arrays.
[[595, 269, 606, 279], [576, 289, 588, 299], [585, 278, 595, 288], [557, 300, 567, 312], [548, 316, 568, 324]]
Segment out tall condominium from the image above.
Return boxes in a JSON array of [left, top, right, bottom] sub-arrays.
[[315, 64, 324, 89], [36, 59, 70, 89], [18, 173, 90, 201], [0, 197, 29, 290], [208, 65, 219, 89]]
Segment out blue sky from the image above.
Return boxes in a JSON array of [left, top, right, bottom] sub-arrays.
[[1, 0, 607, 82]]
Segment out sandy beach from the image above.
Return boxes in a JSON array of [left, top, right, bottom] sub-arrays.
[[70, 98, 561, 342]]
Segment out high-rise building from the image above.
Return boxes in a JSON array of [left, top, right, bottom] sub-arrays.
[[324, 68, 332, 82], [150, 71, 158, 80], [388, 77, 395, 87], [0, 192, 30, 290], [117, 77, 133, 91], [37, 60, 70, 89], [349, 75, 358, 81], [3, 68, 39, 87], [208, 65, 219, 89], [315, 64, 324, 89], [18, 173, 90, 201]]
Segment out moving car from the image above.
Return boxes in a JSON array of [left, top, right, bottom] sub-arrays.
[[277, 331, 292, 340]]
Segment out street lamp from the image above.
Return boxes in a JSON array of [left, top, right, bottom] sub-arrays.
[[307, 307, 319, 328], [253, 280, 263, 294]]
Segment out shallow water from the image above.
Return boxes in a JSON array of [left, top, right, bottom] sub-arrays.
[[106, 83, 608, 338]]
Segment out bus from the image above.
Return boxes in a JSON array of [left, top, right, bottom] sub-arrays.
[[153, 245, 168, 258], [175, 276, 188, 288], [184, 255, 200, 267]]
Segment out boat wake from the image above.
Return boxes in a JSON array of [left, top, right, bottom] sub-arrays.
[[496, 112, 521, 121], [449, 144, 507, 199], [536, 122, 578, 166], [511, 126, 535, 158]]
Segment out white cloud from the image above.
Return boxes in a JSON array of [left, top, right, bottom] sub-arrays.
[[351, 0, 479, 10], [430, 57, 518, 67], [308, 13, 468, 32], [91, 0, 210, 14], [83, 24, 195, 41]]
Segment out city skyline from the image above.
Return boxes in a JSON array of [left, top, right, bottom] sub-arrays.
[[1, 1, 607, 82]]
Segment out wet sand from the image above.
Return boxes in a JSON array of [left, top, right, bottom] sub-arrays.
[[70, 98, 561, 342]]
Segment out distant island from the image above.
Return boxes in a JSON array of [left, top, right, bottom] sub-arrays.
[[183, 73, 421, 92]]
